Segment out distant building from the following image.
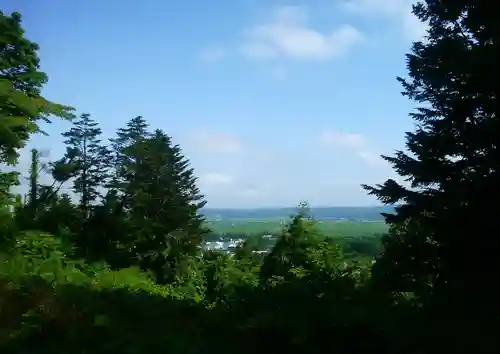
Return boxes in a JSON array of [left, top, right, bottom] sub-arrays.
[[203, 238, 245, 252]]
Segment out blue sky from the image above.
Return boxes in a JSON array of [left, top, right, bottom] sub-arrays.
[[4, 0, 426, 208]]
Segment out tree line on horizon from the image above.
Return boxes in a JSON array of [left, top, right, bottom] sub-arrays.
[[1, 1, 499, 353], [200, 206, 394, 224]]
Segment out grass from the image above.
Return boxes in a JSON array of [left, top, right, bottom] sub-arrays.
[[205, 219, 389, 237]]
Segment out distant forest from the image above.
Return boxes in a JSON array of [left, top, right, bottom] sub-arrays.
[[201, 206, 394, 220]]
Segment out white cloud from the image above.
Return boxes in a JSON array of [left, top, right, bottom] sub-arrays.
[[340, 0, 427, 40], [318, 130, 366, 149], [318, 129, 386, 167], [190, 130, 243, 154], [241, 5, 364, 61], [357, 150, 385, 167], [199, 173, 234, 186], [342, 0, 406, 16], [199, 45, 226, 63]]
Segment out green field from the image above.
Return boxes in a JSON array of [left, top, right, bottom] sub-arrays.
[[205, 219, 389, 237]]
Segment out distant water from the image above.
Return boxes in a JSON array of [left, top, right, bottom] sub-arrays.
[[201, 206, 394, 221]]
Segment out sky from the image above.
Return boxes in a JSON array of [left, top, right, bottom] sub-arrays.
[[4, 0, 427, 208]]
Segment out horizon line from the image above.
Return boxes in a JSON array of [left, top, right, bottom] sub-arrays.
[[202, 205, 390, 210]]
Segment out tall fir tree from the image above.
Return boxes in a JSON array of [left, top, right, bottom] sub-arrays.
[[0, 11, 73, 206], [145, 129, 207, 251], [55, 113, 110, 216], [362, 2, 500, 349], [116, 127, 208, 283], [109, 115, 150, 197], [86, 116, 152, 266]]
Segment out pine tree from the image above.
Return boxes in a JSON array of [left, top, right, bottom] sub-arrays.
[[56, 113, 110, 216], [362, 0, 500, 300], [132, 130, 207, 282], [115, 127, 208, 283], [0, 11, 73, 206], [260, 203, 327, 282], [109, 115, 150, 198], [85, 116, 152, 266]]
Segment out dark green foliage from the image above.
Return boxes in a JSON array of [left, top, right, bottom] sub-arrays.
[[54, 113, 111, 215], [0, 220, 402, 354], [202, 250, 259, 305], [108, 115, 150, 195], [260, 205, 330, 282], [364, 0, 500, 292], [117, 128, 208, 283], [0, 11, 74, 206], [362, 0, 500, 352]]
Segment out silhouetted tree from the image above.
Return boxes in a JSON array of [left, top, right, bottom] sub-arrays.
[[363, 1, 500, 352], [56, 113, 110, 217]]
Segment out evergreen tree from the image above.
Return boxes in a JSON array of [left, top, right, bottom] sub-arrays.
[[83, 116, 152, 266], [362, 2, 499, 349], [260, 203, 332, 283], [105, 118, 209, 280], [117, 128, 208, 283], [109, 115, 149, 198], [19, 148, 47, 227], [56, 113, 110, 216]]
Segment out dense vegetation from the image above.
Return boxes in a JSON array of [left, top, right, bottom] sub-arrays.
[[1, 1, 499, 353]]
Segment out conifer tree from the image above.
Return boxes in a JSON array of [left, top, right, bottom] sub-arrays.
[[108, 123, 207, 282], [260, 203, 327, 282], [23, 148, 49, 224], [86, 116, 152, 266], [126, 129, 208, 283], [362, 0, 500, 299], [109, 115, 150, 198], [56, 113, 110, 216]]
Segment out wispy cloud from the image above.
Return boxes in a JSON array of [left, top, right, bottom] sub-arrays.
[[318, 130, 366, 149], [340, 0, 427, 40], [240, 6, 364, 61], [318, 129, 385, 167], [356, 150, 386, 167], [189, 130, 243, 154], [199, 173, 234, 186]]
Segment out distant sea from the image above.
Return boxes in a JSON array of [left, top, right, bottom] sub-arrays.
[[201, 206, 394, 221]]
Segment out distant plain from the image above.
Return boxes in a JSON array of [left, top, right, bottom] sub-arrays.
[[203, 206, 391, 237], [205, 219, 388, 237]]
